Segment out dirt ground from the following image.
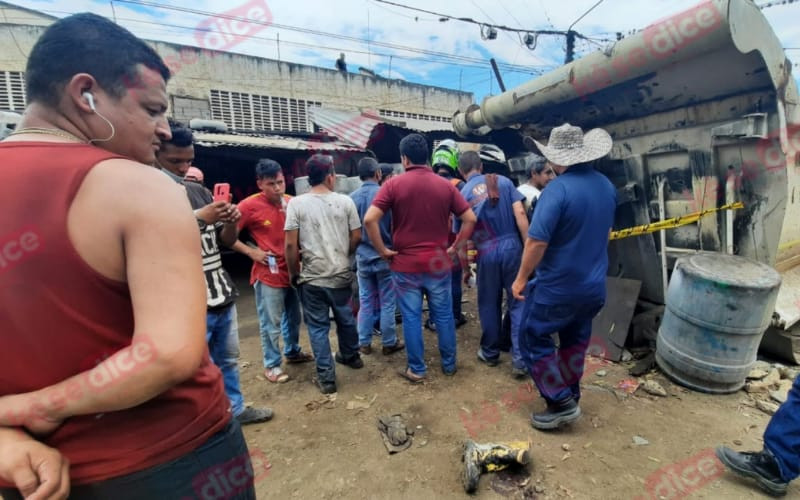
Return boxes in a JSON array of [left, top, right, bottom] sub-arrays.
[[228, 262, 796, 500]]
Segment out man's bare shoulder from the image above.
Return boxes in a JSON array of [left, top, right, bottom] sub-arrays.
[[83, 158, 191, 212]]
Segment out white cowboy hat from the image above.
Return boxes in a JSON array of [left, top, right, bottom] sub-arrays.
[[533, 123, 612, 167]]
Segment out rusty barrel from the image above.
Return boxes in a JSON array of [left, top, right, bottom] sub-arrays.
[[656, 252, 781, 394]]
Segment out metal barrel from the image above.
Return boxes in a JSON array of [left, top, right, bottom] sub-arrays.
[[655, 252, 781, 394]]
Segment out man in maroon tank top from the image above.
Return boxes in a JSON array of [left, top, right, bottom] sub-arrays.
[[0, 13, 255, 500]]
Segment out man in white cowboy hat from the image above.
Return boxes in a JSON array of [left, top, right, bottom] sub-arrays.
[[511, 123, 616, 430]]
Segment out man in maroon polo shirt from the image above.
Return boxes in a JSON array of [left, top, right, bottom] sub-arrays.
[[364, 133, 476, 382]]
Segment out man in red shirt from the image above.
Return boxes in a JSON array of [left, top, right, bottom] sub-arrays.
[[235, 159, 313, 384], [365, 134, 477, 383], [0, 13, 249, 499]]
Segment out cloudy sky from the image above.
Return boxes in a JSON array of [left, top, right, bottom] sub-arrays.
[[5, 0, 799, 102]]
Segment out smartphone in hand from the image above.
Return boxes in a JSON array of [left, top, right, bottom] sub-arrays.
[[213, 183, 231, 203]]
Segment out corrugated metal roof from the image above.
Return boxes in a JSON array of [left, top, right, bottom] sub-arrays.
[[309, 107, 453, 149], [193, 131, 362, 152], [308, 108, 382, 149]]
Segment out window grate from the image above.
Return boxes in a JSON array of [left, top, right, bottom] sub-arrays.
[[209, 89, 320, 132], [378, 108, 449, 123], [0, 71, 26, 112]]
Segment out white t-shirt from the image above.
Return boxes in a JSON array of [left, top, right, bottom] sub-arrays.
[[284, 191, 361, 288], [517, 183, 542, 213]]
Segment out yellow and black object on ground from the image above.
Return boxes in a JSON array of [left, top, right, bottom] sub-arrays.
[[462, 439, 531, 494]]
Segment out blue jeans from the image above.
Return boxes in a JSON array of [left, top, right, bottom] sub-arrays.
[[764, 373, 800, 481], [519, 283, 604, 404], [298, 284, 359, 384], [357, 267, 398, 347], [476, 244, 524, 369], [393, 271, 456, 375], [0, 421, 256, 499], [452, 265, 463, 318], [254, 281, 303, 369], [207, 304, 245, 416]]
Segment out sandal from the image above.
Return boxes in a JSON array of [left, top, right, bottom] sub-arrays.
[[285, 352, 314, 364], [398, 368, 425, 384], [265, 367, 289, 383]]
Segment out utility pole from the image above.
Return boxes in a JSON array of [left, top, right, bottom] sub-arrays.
[[490, 58, 506, 92], [565, 30, 576, 64]]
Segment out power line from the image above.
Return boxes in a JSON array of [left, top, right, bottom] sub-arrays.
[[371, 0, 595, 63], [568, 0, 605, 31], [111, 0, 545, 73], [498, 0, 527, 30], [758, 0, 799, 8], [371, 0, 588, 38], [115, 16, 548, 75], [31, 4, 550, 77], [470, 0, 519, 46], [538, 0, 556, 29]]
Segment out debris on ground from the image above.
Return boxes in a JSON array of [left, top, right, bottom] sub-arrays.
[[751, 360, 773, 372], [377, 414, 414, 454], [641, 380, 668, 397], [557, 484, 574, 497], [489, 467, 533, 498], [632, 436, 649, 446], [763, 368, 781, 385], [745, 369, 781, 393], [756, 399, 780, 415], [743, 361, 798, 413], [595, 370, 607, 377], [346, 394, 377, 411], [617, 378, 640, 394], [561, 443, 571, 451], [462, 440, 530, 493], [769, 379, 793, 404], [778, 365, 799, 380], [305, 394, 337, 411], [747, 368, 769, 380]]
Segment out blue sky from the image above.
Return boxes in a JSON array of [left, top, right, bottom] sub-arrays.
[[6, 0, 800, 103]]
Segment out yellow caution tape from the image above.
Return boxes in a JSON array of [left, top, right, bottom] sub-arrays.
[[609, 202, 744, 241]]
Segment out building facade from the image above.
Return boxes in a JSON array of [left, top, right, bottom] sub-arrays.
[[0, 2, 472, 136]]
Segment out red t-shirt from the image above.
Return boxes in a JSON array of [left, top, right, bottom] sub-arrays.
[[371, 164, 470, 273], [237, 192, 291, 287], [0, 142, 230, 486]]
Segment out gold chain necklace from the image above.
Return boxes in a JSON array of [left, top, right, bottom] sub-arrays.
[[7, 127, 88, 143]]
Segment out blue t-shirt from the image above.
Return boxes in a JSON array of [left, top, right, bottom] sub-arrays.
[[528, 165, 616, 304], [459, 173, 524, 254], [350, 180, 392, 271]]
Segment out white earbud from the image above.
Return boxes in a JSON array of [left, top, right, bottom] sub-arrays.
[[82, 92, 96, 112], [80, 91, 115, 144]]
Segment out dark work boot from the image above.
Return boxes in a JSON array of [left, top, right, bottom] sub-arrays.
[[715, 447, 788, 496], [531, 398, 581, 430], [335, 352, 364, 369]]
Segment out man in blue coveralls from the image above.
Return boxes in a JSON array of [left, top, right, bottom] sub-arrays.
[[457, 151, 529, 377], [350, 157, 404, 356], [716, 374, 800, 496], [511, 123, 616, 431]]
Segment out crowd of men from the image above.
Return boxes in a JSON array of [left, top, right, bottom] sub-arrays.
[[1, 11, 799, 500]]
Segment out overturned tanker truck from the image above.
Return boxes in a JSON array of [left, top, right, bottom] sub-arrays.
[[453, 0, 800, 361]]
